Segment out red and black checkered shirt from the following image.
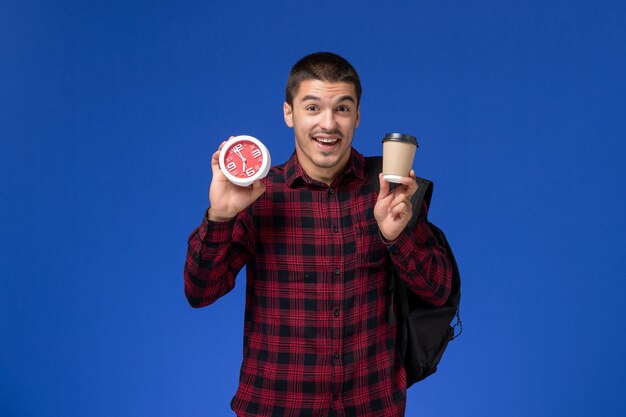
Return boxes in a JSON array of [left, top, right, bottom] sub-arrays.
[[184, 149, 452, 417]]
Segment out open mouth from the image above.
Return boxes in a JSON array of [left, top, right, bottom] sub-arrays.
[[313, 136, 341, 146]]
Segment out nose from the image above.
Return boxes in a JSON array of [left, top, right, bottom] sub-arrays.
[[319, 109, 337, 131]]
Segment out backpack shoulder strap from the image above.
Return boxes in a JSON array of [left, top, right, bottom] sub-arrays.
[[364, 156, 434, 323]]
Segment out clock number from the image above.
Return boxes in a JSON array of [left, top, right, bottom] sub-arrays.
[[251, 148, 262, 158], [226, 161, 237, 172], [231, 143, 244, 153], [245, 167, 256, 177]]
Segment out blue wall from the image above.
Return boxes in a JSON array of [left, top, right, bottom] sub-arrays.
[[2, 1, 625, 416]]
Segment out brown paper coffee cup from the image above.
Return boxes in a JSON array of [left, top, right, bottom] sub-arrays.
[[382, 133, 418, 183]]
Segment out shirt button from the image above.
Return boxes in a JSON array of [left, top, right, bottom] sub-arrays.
[[329, 188, 335, 194], [332, 227, 338, 233], [334, 269, 340, 276], [334, 353, 340, 360], [334, 310, 340, 317], [193, 252, 200, 261]]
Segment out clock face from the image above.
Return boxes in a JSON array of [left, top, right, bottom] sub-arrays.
[[219, 135, 271, 186]]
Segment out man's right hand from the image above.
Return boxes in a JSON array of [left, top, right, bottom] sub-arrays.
[[207, 138, 267, 222]]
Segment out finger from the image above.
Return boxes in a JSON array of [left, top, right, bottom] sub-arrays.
[[249, 180, 267, 202], [389, 200, 410, 219], [211, 141, 231, 179], [215, 137, 234, 155], [212, 140, 228, 160], [211, 150, 223, 174], [377, 173, 390, 200], [388, 193, 412, 213], [395, 173, 416, 187], [409, 171, 419, 197], [394, 175, 418, 198]]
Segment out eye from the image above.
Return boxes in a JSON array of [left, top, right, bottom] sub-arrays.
[[336, 105, 350, 113], [305, 105, 318, 112]]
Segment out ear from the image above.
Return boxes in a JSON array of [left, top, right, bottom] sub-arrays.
[[283, 102, 294, 128], [355, 106, 360, 128]]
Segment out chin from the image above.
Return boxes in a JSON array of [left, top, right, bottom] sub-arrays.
[[313, 153, 344, 169]]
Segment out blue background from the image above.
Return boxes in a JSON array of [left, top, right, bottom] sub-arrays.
[[2, 1, 626, 416]]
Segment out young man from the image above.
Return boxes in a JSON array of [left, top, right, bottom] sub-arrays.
[[184, 52, 452, 417]]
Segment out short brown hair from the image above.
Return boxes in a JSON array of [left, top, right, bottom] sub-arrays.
[[285, 52, 362, 106]]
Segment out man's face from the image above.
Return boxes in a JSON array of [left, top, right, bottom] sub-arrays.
[[283, 79, 360, 184]]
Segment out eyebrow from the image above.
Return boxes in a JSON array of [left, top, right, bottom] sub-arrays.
[[300, 94, 356, 104]]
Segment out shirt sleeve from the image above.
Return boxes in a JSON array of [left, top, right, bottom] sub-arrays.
[[183, 209, 255, 308], [385, 202, 453, 306]]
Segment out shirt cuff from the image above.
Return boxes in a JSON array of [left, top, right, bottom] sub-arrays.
[[384, 226, 420, 260], [198, 208, 237, 244]]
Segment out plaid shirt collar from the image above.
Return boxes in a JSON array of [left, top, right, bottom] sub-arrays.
[[283, 147, 367, 188]]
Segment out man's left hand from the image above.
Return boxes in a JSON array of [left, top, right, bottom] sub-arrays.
[[374, 171, 419, 242]]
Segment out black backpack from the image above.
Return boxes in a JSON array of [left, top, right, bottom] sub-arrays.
[[365, 156, 462, 387]]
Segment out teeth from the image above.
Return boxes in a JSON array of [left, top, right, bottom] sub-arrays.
[[316, 137, 339, 144]]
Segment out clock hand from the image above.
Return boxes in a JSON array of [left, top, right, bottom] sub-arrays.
[[234, 149, 246, 163]]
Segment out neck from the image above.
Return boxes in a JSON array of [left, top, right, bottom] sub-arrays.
[[296, 150, 351, 186]]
